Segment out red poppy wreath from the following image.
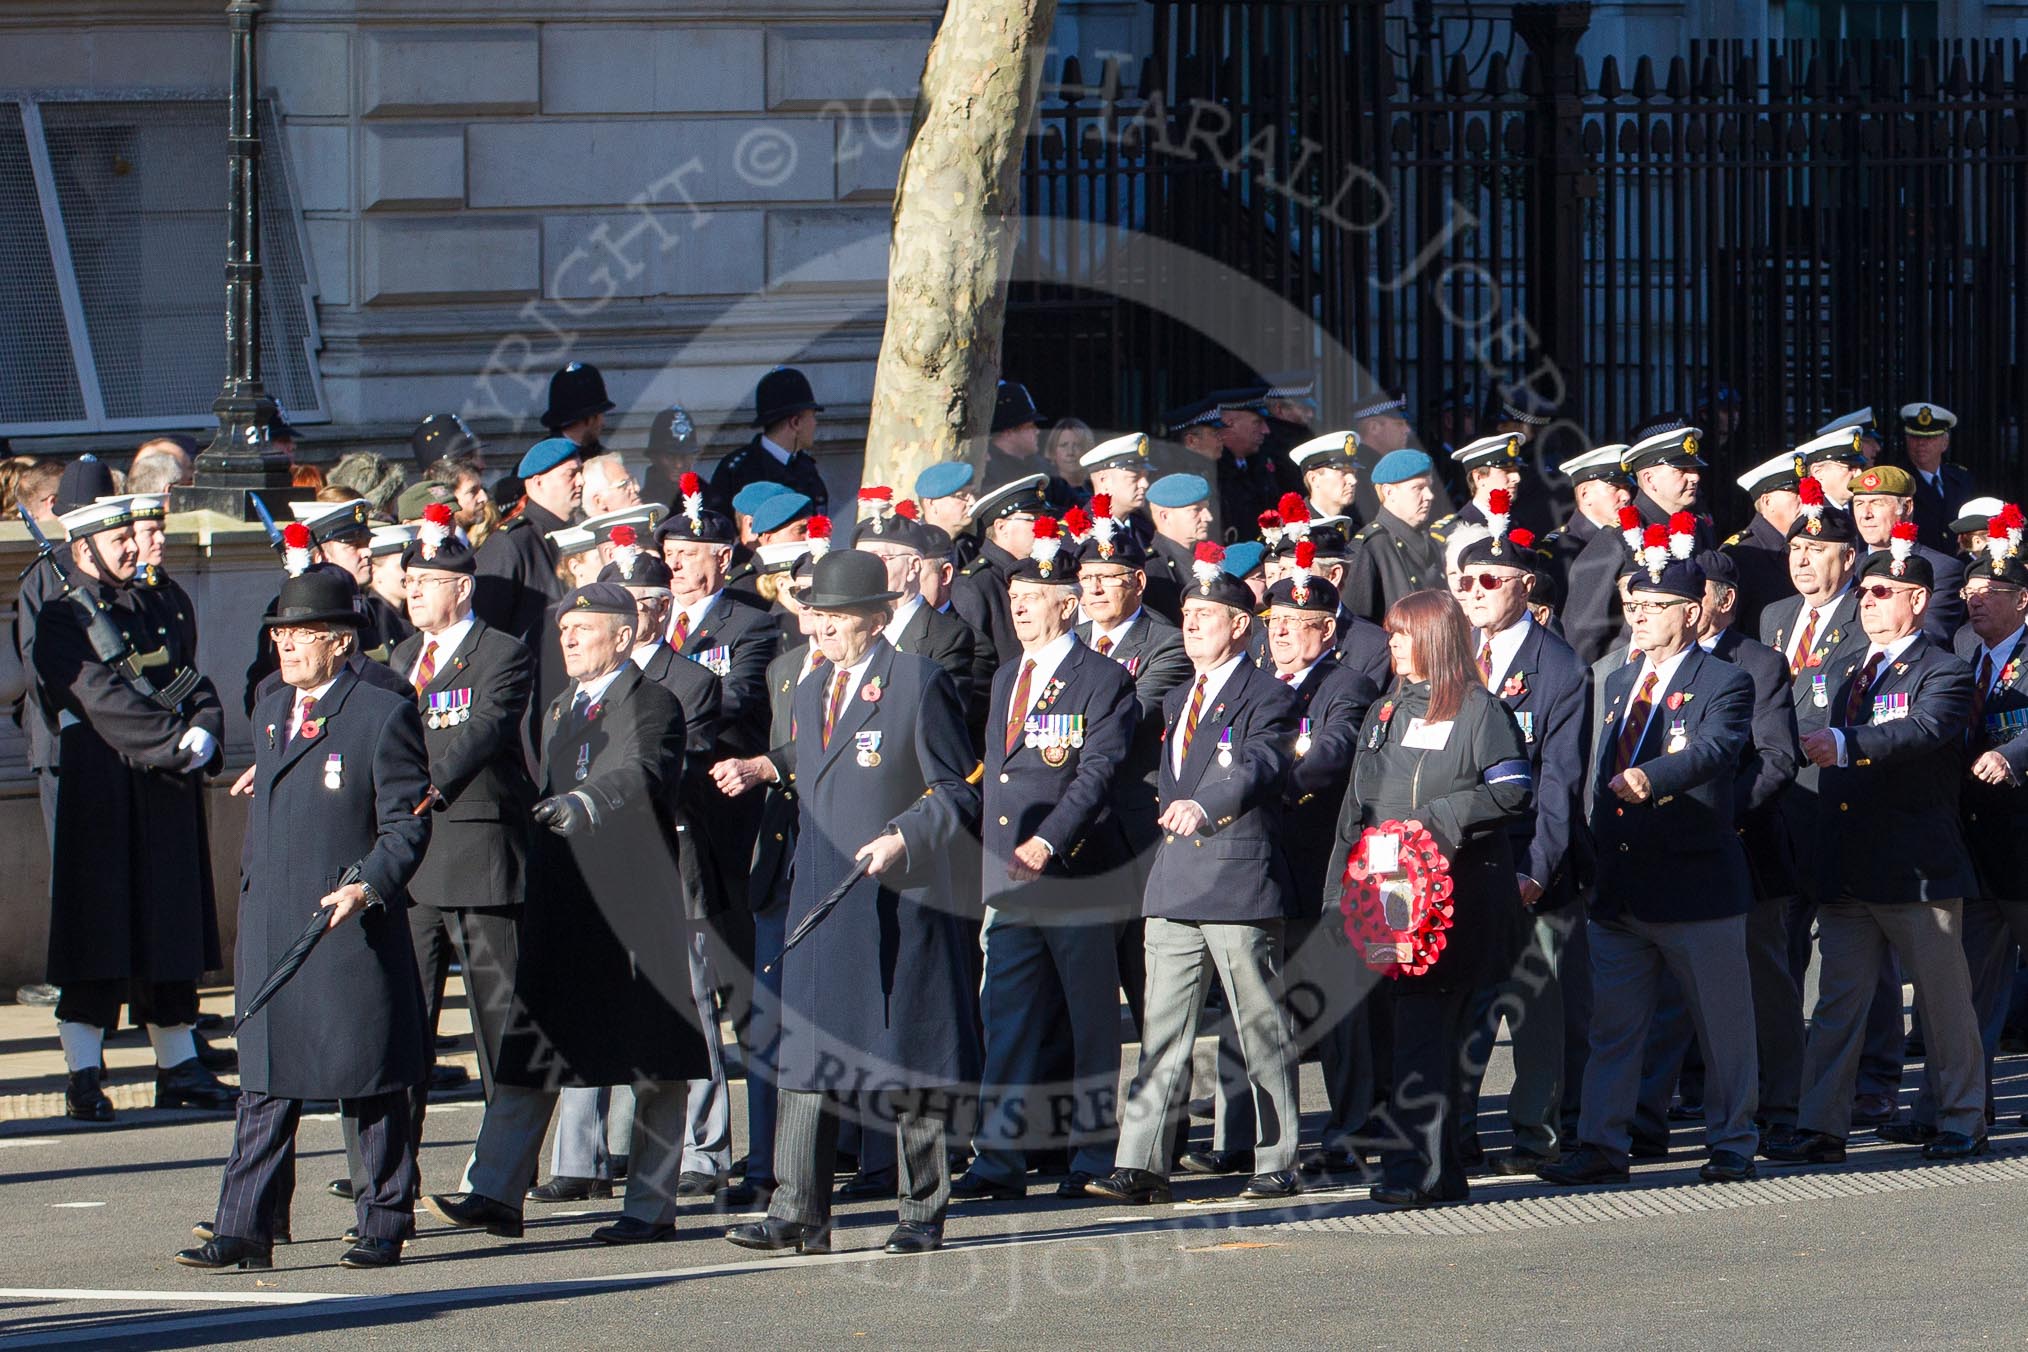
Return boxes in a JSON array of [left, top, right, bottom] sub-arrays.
[[1339, 819, 1456, 978]]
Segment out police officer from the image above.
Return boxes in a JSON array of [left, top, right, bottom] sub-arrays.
[[1209, 387, 1281, 537], [31, 491, 235, 1121], [954, 527, 1139, 1200], [640, 404, 700, 511], [1342, 449, 1443, 623], [705, 367, 830, 518], [983, 379, 1047, 490], [1258, 371, 1318, 494], [1155, 400, 1230, 537], [540, 360, 616, 453], [410, 412, 484, 473], [952, 474, 1049, 665]]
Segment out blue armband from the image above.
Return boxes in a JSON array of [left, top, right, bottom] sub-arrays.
[[1484, 758, 1533, 788]]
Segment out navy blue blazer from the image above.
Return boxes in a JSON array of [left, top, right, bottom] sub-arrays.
[[1280, 656, 1381, 915], [1705, 626, 1801, 896], [1491, 620, 1591, 906], [1956, 626, 2028, 891], [980, 640, 1139, 914], [1144, 658, 1298, 923], [1816, 633, 1978, 903], [1589, 645, 1756, 923]]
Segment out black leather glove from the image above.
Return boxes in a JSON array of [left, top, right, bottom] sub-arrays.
[[531, 793, 593, 837]]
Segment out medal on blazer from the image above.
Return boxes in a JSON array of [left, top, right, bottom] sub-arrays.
[[1026, 712, 1085, 766], [575, 743, 591, 782], [690, 644, 732, 678], [426, 688, 471, 729], [1872, 691, 1909, 722], [1666, 718, 1687, 754], [1295, 717, 1312, 757], [1216, 727, 1234, 768], [1811, 673, 1828, 708], [323, 753, 343, 790], [855, 729, 883, 767], [1514, 710, 1535, 743]]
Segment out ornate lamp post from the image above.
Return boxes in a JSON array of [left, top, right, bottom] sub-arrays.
[[173, 0, 297, 520]]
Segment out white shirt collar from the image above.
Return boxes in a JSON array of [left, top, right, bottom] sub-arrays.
[[630, 639, 666, 669], [1865, 630, 1922, 666], [1633, 643, 1695, 698], [574, 663, 627, 708], [294, 677, 337, 706], [1982, 626, 2027, 670], [1009, 631, 1078, 715], [830, 641, 882, 694], [1090, 607, 1145, 652], [1174, 652, 1247, 775], [1274, 659, 1320, 689], [759, 435, 793, 466], [671, 590, 722, 644], [414, 614, 476, 683], [882, 594, 926, 644], [1477, 614, 1534, 690]]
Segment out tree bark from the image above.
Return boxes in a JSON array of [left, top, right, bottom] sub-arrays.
[[858, 0, 1058, 496]]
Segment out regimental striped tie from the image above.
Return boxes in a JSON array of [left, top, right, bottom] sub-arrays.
[[1971, 653, 1995, 743], [822, 667, 850, 749], [1790, 608, 1817, 677], [292, 694, 318, 741], [1094, 635, 1114, 657], [1613, 672, 1658, 774], [1845, 650, 1884, 726], [1179, 674, 1208, 763], [415, 640, 439, 690], [1477, 637, 1494, 686], [671, 609, 691, 650], [1005, 659, 1035, 757]]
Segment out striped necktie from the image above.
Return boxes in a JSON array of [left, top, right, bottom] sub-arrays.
[[1094, 635, 1114, 657], [1790, 608, 1817, 677], [415, 640, 439, 690], [821, 668, 850, 749], [1005, 659, 1036, 757], [1613, 672, 1658, 774], [1477, 637, 1494, 685], [1178, 674, 1208, 762], [1844, 651, 1885, 725], [671, 609, 691, 650]]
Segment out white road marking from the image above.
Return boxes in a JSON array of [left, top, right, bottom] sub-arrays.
[[0, 1138, 61, 1149], [46, 1202, 104, 1209]]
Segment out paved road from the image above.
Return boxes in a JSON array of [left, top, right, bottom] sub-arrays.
[[5, 1054, 2027, 1350]]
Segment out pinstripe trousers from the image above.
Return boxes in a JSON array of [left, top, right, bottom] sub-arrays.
[[769, 1088, 953, 1227], [215, 1089, 417, 1244]]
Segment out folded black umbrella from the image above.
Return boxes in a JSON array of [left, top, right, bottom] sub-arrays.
[[767, 858, 871, 973], [233, 865, 362, 1034]]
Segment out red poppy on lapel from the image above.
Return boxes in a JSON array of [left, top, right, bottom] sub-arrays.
[[1666, 691, 1691, 711]]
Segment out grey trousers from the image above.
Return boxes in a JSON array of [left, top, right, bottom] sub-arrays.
[[968, 909, 1123, 1183], [551, 1084, 633, 1180], [1635, 887, 1808, 1134], [1213, 912, 1384, 1156], [1578, 912, 1760, 1163], [1458, 907, 1580, 1157], [470, 1081, 691, 1224], [1115, 917, 1299, 1175], [769, 1087, 955, 1227], [1799, 897, 1985, 1140], [1904, 898, 2028, 1129]]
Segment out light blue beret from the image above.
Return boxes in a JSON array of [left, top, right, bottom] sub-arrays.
[[1147, 472, 1210, 508], [731, 480, 792, 517], [1372, 449, 1435, 485], [516, 436, 582, 479], [1221, 540, 1266, 578], [748, 491, 812, 536], [914, 461, 975, 502]]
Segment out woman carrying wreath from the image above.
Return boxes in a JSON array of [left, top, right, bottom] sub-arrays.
[[1328, 588, 1533, 1207]]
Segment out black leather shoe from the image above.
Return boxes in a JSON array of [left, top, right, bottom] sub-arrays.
[[1758, 1125, 1800, 1153], [328, 1178, 355, 1200], [193, 1219, 289, 1245], [722, 1177, 775, 1209], [1299, 1148, 1360, 1176], [1055, 1171, 1096, 1199], [192, 1031, 239, 1073], [724, 1217, 830, 1255], [1241, 1170, 1301, 1199], [1698, 1150, 1757, 1183], [1628, 1134, 1671, 1160], [673, 1171, 723, 1199], [65, 1067, 115, 1124], [1850, 1093, 1896, 1127], [526, 1176, 613, 1203], [422, 1192, 524, 1238], [1488, 1150, 1557, 1177], [1761, 1131, 1845, 1164], [1666, 1100, 1706, 1122], [155, 1060, 238, 1111], [593, 1217, 674, 1244], [1536, 1144, 1630, 1186], [1370, 1184, 1459, 1208], [339, 1236, 401, 1268], [1084, 1168, 1172, 1204], [1875, 1121, 1938, 1146], [1178, 1149, 1251, 1176], [951, 1171, 1024, 1201], [1456, 1134, 1486, 1167], [836, 1168, 897, 1199], [883, 1221, 942, 1254], [1921, 1131, 1988, 1160], [175, 1236, 271, 1270]]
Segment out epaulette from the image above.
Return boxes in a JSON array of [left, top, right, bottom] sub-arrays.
[[499, 514, 531, 533], [1354, 522, 1383, 541], [1723, 529, 1749, 547], [960, 557, 992, 576]]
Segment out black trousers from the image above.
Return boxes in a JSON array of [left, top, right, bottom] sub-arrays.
[[771, 1087, 954, 1227], [55, 978, 199, 1031], [216, 1089, 417, 1244], [1379, 982, 1473, 1199]]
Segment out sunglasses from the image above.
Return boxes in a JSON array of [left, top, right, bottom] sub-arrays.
[[1859, 583, 1915, 600], [1454, 572, 1521, 592]]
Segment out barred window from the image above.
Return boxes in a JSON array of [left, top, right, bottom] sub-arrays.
[[0, 95, 324, 437]]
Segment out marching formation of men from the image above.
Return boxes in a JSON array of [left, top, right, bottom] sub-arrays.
[[15, 362, 2027, 1271]]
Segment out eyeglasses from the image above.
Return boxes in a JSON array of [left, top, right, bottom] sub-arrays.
[[1623, 599, 1690, 617], [1962, 584, 2023, 601], [1266, 615, 1328, 633], [1453, 572, 1520, 593], [271, 626, 341, 645]]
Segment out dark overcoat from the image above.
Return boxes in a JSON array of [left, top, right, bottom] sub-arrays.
[[236, 669, 432, 1099], [777, 641, 982, 1092]]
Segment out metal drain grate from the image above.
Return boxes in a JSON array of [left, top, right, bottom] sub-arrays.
[[1265, 1147, 2028, 1237]]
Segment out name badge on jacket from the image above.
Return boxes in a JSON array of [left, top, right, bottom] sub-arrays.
[[690, 645, 732, 678], [1402, 718, 1453, 750]]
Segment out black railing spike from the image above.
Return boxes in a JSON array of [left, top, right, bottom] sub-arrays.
[[1632, 55, 1657, 99], [1060, 55, 1085, 100], [1411, 51, 1434, 98], [1911, 50, 1935, 99], [1734, 49, 1757, 101], [1136, 55, 1158, 101], [1696, 52, 1720, 98], [1487, 51, 1512, 98], [1665, 55, 1689, 99], [1946, 53, 1971, 98], [1517, 52, 1541, 99], [1804, 51, 1827, 98], [1599, 54, 1623, 100], [1447, 53, 1471, 98], [1098, 56, 1122, 102], [1768, 52, 1790, 101]]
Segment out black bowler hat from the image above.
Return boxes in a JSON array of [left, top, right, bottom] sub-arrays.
[[541, 362, 616, 431], [263, 570, 368, 630], [802, 550, 901, 611], [992, 380, 1041, 433], [411, 413, 482, 468], [753, 367, 825, 428]]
